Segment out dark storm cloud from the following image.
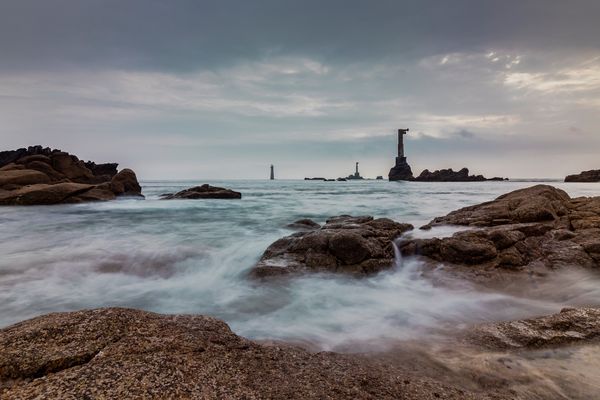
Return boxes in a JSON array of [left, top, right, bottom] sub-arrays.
[[1, 0, 599, 71]]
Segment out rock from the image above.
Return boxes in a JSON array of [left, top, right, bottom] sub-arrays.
[[286, 218, 321, 231], [252, 215, 413, 278], [414, 168, 507, 182], [468, 307, 600, 350], [110, 168, 143, 197], [0, 169, 51, 187], [565, 169, 600, 182], [161, 184, 241, 199], [399, 185, 600, 276], [388, 157, 414, 181], [0, 183, 95, 205], [0, 146, 143, 205], [0, 308, 490, 400]]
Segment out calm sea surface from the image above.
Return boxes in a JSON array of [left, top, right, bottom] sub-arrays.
[[2, 180, 600, 349]]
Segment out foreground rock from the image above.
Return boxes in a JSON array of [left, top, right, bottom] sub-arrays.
[[400, 185, 600, 276], [468, 307, 600, 350], [161, 184, 241, 199], [565, 169, 600, 182], [0, 308, 493, 400], [252, 216, 413, 278], [414, 168, 506, 182], [0, 146, 143, 205]]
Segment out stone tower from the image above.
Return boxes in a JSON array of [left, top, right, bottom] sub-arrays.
[[270, 164, 274, 180], [388, 128, 414, 181]]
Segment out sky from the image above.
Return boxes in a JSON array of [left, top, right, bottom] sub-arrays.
[[0, 0, 599, 179]]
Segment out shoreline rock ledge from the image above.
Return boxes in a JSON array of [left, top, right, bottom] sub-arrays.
[[0, 146, 143, 205], [399, 185, 600, 277], [0, 307, 522, 400]]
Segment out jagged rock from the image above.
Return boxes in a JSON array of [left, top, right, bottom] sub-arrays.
[[161, 184, 241, 199], [468, 307, 600, 349], [252, 215, 413, 278], [399, 185, 600, 274], [0, 146, 143, 205], [565, 169, 600, 182], [0, 308, 489, 400], [414, 168, 507, 182]]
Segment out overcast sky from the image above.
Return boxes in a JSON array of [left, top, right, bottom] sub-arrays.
[[1, 0, 599, 179]]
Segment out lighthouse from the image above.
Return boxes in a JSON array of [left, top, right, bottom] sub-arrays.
[[270, 164, 274, 180]]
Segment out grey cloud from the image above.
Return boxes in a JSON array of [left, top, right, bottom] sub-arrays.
[[1, 0, 599, 72]]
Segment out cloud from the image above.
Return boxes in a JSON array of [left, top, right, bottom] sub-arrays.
[[0, 1, 599, 179]]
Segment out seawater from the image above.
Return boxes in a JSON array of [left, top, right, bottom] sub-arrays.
[[1, 180, 600, 350]]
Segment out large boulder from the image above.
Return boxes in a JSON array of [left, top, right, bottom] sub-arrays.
[[110, 168, 143, 197], [399, 185, 600, 276], [388, 158, 414, 181], [565, 169, 600, 182], [0, 308, 489, 400], [161, 184, 241, 199], [252, 215, 413, 278], [0, 146, 143, 205]]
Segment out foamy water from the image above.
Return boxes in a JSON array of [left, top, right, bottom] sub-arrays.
[[1, 180, 599, 350]]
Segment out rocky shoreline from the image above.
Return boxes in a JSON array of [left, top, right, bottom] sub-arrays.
[[0, 146, 143, 205], [2, 183, 600, 398]]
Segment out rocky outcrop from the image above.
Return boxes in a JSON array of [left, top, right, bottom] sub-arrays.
[[468, 307, 600, 350], [565, 169, 600, 182], [0, 146, 143, 205], [252, 215, 413, 278], [388, 157, 414, 181], [399, 185, 600, 273], [160, 184, 241, 199], [0, 308, 491, 400], [414, 168, 507, 182]]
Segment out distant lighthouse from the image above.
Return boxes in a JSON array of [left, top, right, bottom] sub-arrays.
[[270, 164, 275, 180]]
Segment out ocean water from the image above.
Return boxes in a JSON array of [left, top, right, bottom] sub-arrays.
[[1, 180, 600, 350]]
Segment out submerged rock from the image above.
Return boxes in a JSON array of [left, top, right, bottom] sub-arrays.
[[400, 185, 600, 274], [565, 169, 600, 182], [160, 184, 241, 199], [0, 308, 489, 400], [0, 146, 143, 205], [286, 218, 321, 231], [414, 167, 507, 182], [252, 215, 413, 278]]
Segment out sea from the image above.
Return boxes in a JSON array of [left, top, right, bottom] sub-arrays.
[[2, 180, 600, 350]]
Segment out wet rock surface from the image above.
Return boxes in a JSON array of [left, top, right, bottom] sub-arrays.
[[468, 307, 600, 350], [0, 146, 143, 205], [252, 215, 413, 278], [414, 168, 506, 182], [565, 169, 600, 182], [161, 184, 242, 199], [400, 185, 600, 274], [0, 308, 497, 400]]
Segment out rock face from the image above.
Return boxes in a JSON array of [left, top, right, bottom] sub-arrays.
[[415, 168, 506, 182], [400, 185, 600, 272], [388, 158, 414, 181], [252, 215, 413, 278], [565, 169, 600, 182], [160, 184, 241, 199], [0, 308, 490, 400], [469, 307, 600, 350], [0, 146, 143, 205]]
